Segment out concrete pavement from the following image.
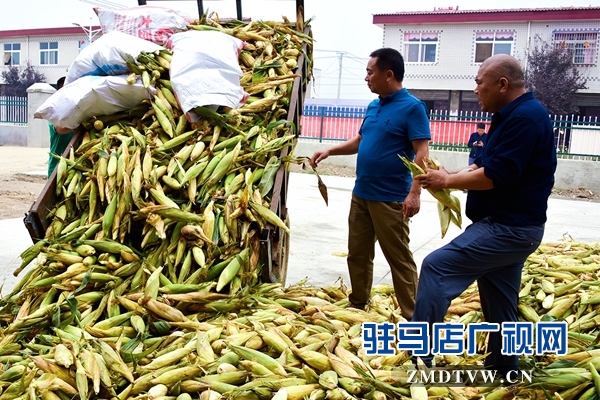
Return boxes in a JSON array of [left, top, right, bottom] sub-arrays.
[[0, 146, 599, 294]]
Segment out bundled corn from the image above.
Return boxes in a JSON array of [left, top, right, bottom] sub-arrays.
[[15, 13, 313, 295], [398, 155, 462, 238]]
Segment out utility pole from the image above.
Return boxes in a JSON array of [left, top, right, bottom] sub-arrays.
[[72, 18, 102, 43], [336, 51, 347, 99]]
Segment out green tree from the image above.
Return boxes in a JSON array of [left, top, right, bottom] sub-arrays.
[[525, 35, 588, 115], [1, 62, 46, 97]]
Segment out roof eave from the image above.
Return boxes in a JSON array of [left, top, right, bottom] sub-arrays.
[[0, 26, 101, 38], [373, 8, 600, 25]]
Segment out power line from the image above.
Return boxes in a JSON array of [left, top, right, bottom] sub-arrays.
[[342, 71, 365, 81], [313, 56, 339, 60], [318, 68, 364, 80], [346, 54, 370, 62], [313, 49, 346, 53], [317, 58, 340, 78]]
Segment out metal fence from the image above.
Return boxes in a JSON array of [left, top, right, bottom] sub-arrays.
[[0, 96, 27, 124], [301, 105, 365, 144], [300, 106, 600, 161]]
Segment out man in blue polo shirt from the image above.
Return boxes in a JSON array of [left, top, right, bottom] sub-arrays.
[[413, 54, 557, 373], [310, 48, 430, 320]]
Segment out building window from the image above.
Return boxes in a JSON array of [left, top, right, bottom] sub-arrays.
[[40, 41, 58, 65], [79, 40, 91, 52], [474, 31, 514, 62], [553, 32, 597, 65], [404, 32, 438, 63], [3, 43, 20, 65]]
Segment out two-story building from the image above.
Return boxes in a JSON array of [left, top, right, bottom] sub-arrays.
[[1, 26, 101, 90], [373, 6, 600, 117]]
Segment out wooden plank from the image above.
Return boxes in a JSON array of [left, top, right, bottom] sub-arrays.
[[24, 129, 83, 243]]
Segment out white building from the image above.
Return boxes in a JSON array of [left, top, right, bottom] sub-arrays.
[[1, 26, 101, 89], [373, 6, 600, 117]]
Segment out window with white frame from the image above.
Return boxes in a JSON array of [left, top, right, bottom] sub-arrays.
[[474, 31, 514, 62], [553, 31, 597, 65], [79, 39, 91, 52], [40, 41, 58, 65], [404, 32, 438, 63], [3, 43, 21, 65]]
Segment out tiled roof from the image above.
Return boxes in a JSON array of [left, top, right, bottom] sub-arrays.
[[0, 27, 101, 38], [373, 6, 600, 24], [374, 6, 600, 16]]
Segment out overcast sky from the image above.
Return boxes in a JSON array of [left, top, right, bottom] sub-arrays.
[[2, 0, 597, 100]]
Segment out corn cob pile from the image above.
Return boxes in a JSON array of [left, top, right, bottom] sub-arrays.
[[15, 13, 313, 293], [432, 239, 600, 399], [1, 12, 600, 400], [2, 239, 600, 399]]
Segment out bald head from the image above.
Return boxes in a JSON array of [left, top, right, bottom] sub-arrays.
[[475, 54, 527, 113], [481, 54, 525, 89]]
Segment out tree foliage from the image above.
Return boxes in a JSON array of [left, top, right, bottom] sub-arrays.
[[525, 35, 588, 115], [1, 62, 46, 97]]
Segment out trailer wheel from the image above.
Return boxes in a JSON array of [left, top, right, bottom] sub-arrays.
[[273, 214, 290, 284]]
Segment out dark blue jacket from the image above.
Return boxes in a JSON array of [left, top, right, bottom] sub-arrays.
[[467, 132, 488, 159], [466, 92, 557, 226]]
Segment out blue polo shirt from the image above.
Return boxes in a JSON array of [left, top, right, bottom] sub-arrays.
[[354, 88, 431, 202], [466, 92, 557, 226]]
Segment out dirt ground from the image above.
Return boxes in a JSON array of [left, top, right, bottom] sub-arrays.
[[0, 173, 47, 220], [0, 146, 49, 220], [0, 161, 598, 221]]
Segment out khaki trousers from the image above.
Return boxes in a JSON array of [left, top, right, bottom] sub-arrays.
[[347, 194, 418, 320]]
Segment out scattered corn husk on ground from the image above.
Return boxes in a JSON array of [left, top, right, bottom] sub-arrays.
[[398, 155, 462, 238], [2, 238, 600, 399], [437, 237, 600, 399]]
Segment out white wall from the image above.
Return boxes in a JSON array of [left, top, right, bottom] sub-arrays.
[[26, 83, 55, 148], [0, 125, 27, 146], [381, 20, 600, 94], [0, 34, 87, 86]]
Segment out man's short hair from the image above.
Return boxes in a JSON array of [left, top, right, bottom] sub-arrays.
[[477, 122, 486, 129], [369, 48, 405, 82]]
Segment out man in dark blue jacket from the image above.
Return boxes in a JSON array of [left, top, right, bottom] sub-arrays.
[[467, 122, 487, 166], [412, 54, 557, 374]]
